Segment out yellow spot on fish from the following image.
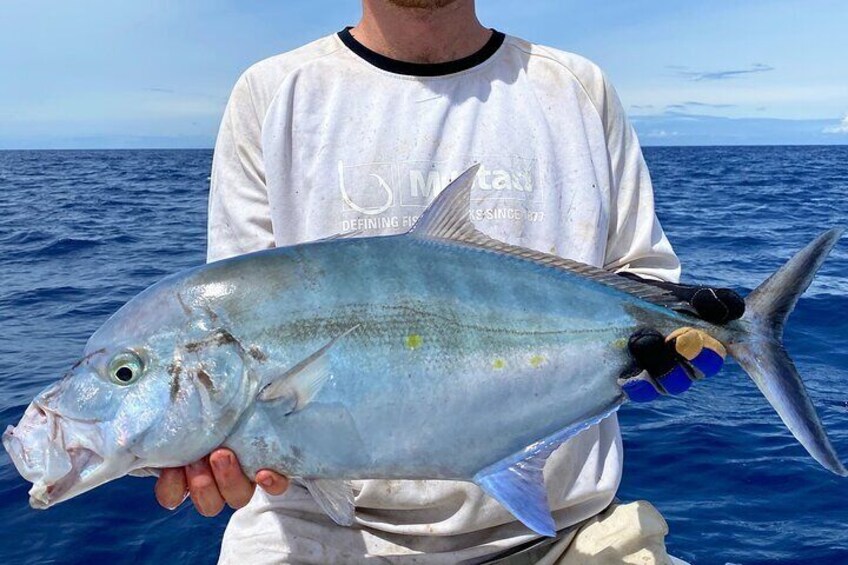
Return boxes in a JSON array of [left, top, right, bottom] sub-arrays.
[[405, 334, 423, 350], [529, 354, 546, 368], [492, 358, 506, 370], [612, 338, 628, 350]]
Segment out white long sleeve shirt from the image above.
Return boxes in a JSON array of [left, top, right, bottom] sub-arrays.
[[210, 29, 680, 564]]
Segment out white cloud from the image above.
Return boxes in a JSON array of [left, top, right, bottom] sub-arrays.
[[643, 129, 679, 138], [623, 84, 848, 120], [823, 114, 848, 134]]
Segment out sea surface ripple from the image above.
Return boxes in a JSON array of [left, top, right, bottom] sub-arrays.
[[0, 146, 846, 564]]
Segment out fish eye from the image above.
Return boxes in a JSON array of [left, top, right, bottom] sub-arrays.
[[108, 351, 144, 385]]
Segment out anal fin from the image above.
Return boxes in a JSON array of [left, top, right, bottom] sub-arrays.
[[473, 398, 624, 537], [476, 461, 557, 537]]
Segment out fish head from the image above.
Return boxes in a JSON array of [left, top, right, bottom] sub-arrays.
[[4, 275, 257, 508]]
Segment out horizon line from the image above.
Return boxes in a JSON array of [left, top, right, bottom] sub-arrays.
[[2, 143, 848, 152]]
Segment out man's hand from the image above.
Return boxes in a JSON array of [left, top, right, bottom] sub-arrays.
[[155, 449, 289, 516]]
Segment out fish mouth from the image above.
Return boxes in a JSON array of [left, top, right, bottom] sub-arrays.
[[3, 401, 112, 509]]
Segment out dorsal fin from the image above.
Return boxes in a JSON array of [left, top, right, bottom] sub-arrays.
[[409, 164, 691, 311], [410, 164, 482, 241]]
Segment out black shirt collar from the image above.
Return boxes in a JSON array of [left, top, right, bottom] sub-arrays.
[[338, 27, 505, 77]]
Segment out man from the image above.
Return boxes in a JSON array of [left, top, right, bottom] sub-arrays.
[[155, 1, 742, 562]]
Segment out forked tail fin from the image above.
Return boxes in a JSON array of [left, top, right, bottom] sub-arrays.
[[728, 228, 847, 476]]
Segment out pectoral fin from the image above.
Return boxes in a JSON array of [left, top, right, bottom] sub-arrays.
[[257, 325, 359, 412]]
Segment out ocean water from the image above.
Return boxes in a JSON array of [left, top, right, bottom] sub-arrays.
[[0, 146, 846, 564]]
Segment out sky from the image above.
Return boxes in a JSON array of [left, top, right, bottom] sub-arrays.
[[0, 0, 846, 149]]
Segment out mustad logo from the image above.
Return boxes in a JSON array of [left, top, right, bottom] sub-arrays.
[[338, 160, 536, 215], [407, 166, 533, 198]]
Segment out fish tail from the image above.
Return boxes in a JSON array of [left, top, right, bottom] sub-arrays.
[[727, 228, 847, 476]]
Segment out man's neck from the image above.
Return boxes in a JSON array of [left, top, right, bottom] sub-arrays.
[[352, 1, 490, 64]]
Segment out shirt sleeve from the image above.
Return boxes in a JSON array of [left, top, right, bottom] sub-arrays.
[[599, 77, 681, 283], [207, 73, 275, 263]]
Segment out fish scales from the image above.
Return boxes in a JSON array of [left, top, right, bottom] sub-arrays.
[[190, 235, 649, 479]]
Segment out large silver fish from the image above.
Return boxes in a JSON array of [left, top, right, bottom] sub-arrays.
[[4, 166, 846, 536]]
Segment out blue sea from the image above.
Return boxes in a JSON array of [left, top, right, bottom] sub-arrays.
[[0, 146, 846, 564]]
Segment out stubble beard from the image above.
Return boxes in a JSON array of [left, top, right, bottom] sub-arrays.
[[385, 0, 461, 8]]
